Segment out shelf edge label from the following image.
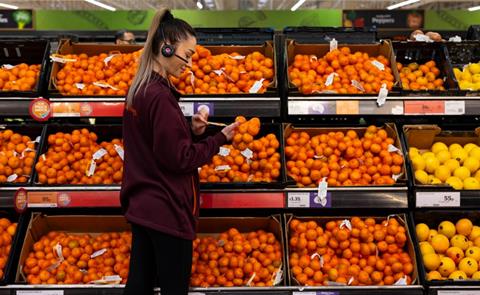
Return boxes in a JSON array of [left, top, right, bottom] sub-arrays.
[[29, 98, 51, 122], [416, 191, 461, 207]]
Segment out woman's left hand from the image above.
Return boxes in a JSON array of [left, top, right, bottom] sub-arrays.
[[191, 108, 209, 136]]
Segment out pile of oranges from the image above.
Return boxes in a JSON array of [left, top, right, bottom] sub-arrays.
[[288, 47, 395, 94], [199, 117, 281, 183], [0, 63, 41, 92], [0, 218, 17, 279], [23, 231, 131, 284], [170, 45, 274, 95], [35, 129, 123, 185], [54, 50, 142, 96], [285, 126, 404, 187], [0, 129, 37, 183], [191, 227, 283, 287], [288, 217, 414, 286], [397, 61, 445, 91]]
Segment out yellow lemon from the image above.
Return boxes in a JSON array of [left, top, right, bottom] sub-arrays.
[[436, 150, 451, 164], [445, 159, 461, 173], [438, 257, 456, 277], [464, 143, 479, 154], [470, 147, 480, 160], [429, 175, 442, 185], [438, 221, 456, 238], [446, 176, 464, 190], [425, 157, 440, 174], [420, 242, 436, 255], [451, 234, 470, 251], [432, 142, 449, 154], [459, 257, 478, 276], [416, 223, 430, 242], [454, 68, 463, 80], [462, 70, 473, 82], [411, 155, 426, 171], [475, 170, 480, 182], [466, 246, 480, 261], [449, 270, 468, 280], [409, 147, 420, 159], [459, 80, 475, 90], [423, 253, 441, 271], [464, 157, 480, 173], [423, 152, 436, 160], [451, 148, 468, 164], [449, 143, 463, 153], [431, 234, 450, 253], [473, 74, 480, 83], [457, 219, 474, 236], [435, 165, 451, 182], [415, 170, 430, 185], [472, 271, 480, 280], [470, 226, 480, 241], [446, 246, 465, 264], [468, 63, 480, 75], [464, 177, 480, 190], [429, 229, 439, 242], [454, 167, 471, 180]]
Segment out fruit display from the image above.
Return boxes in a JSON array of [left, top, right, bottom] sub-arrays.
[[288, 216, 415, 286], [22, 230, 131, 284], [191, 226, 283, 287], [35, 128, 124, 185], [453, 62, 480, 91], [0, 218, 17, 279], [199, 117, 282, 183], [0, 129, 38, 184], [53, 49, 142, 96], [397, 61, 445, 91], [416, 217, 480, 280], [0, 63, 41, 92], [409, 142, 480, 190], [288, 46, 396, 94], [285, 125, 405, 187], [170, 45, 274, 95]]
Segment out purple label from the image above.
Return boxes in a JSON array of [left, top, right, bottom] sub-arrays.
[[194, 102, 214, 116], [317, 292, 339, 295], [310, 192, 332, 208]]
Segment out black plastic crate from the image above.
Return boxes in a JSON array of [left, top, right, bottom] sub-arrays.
[[0, 209, 29, 285], [195, 28, 274, 45], [467, 25, 480, 41], [32, 123, 122, 186], [444, 41, 480, 69], [411, 210, 480, 286], [284, 26, 377, 44], [0, 124, 45, 187], [393, 41, 458, 95], [199, 122, 287, 189], [0, 39, 50, 98]]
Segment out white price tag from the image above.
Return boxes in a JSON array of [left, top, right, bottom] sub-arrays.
[[241, 148, 253, 159], [416, 192, 461, 208], [377, 84, 389, 106], [215, 165, 231, 172], [273, 267, 283, 285], [189, 71, 195, 86], [391, 105, 404, 115], [448, 36, 462, 42], [103, 54, 120, 66], [91, 248, 107, 258], [325, 73, 337, 86], [246, 272, 256, 286], [287, 192, 310, 208], [92, 148, 107, 160], [340, 219, 352, 230], [50, 54, 77, 63], [114, 144, 124, 160], [2, 64, 15, 70], [388, 144, 401, 153], [17, 291, 64, 295], [445, 101, 465, 115], [228, 55, 245, 60], [7, 174, 17, 182], [414, 34, 433, 42], [317, 178, 328, 200], [54, 243, 64, 260], [218, 147, 230, 157], [93, 82, 118, 90], [179, 102, 194, 116], [371, 60, 385, 71], [103, 275, 122, 282], [86, 159, 96, 177], [249, 78, 265, 94], [75, 83, 85, 90], [351, 80, 365, 92], [329, 38, 338, 52], [293, 292, 317, 295], [438, 291, 480, 295]]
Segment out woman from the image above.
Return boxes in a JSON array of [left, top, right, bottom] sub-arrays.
[[120, 9, 238, 295]]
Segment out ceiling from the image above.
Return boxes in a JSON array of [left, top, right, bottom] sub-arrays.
[[4, 0, 480, 10]]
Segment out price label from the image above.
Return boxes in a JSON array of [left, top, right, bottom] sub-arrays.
[[404, 100, 445, 115], [336, 100, 359, 115], [293, 292, 339, 295], [17, 291, 64, 295], [178, 102, 194, 116], [287, 192, 310, 208], [438, 291, 480, 295], [445, 101, 465, 115], [27, 192, 58, 208], [416, 192, 461, 208]]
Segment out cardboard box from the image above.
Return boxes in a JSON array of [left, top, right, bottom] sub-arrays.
[[48, 39, 143, 95], [403, 124, 480, 186], [284, 214, 419, 286], [196, 215, 286, 286], [16, 214, 130, 283], [286, 39, 401, 94], [283, 123, 408, 186]]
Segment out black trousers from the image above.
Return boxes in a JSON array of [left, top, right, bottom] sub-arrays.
[[124, 223, 193, 295]]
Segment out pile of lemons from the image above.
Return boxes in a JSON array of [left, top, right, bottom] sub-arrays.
[[454, 62, 480, 91], [416, 219, 480, 280], [410, 142, 480, 190]]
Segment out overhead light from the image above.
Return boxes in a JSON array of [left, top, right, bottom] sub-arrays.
[[291, 0, 306, 11], [196, 0, 203, 9], [468, 5, 480, 11], [83, 0, 116, 11], [0, 2, 18, 9], [387, 0, 420, 10]]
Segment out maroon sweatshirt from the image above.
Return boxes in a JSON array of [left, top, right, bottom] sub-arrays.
[[120, 72, 226, 240]]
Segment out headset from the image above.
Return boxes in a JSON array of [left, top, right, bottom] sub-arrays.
[[160, 26, 189, 64]]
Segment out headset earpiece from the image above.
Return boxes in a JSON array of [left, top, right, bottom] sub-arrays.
[[161, 44, 175, 58]]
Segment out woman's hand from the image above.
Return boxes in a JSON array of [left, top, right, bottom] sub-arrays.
[[221, 122, 240, 141], [191, 108, 209, 136]]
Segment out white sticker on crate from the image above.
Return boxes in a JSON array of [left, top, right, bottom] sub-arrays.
[[91, 248, 107, 259], [7, 174, 17, 182], [114, 144, 124, 161], [241, 148, 253, 159], [215, 165, 231, 172], [351, 80, 365, 92], [92, 148, 107, 160], [416, 192, 461, 207], [2, 64, 15, 70], [249, 78, 265, 94], [287, 192, 310, 208], [325, 73, 338, 87], [86, 159, 96, 177], [218, 147, 230, 157], [103, 54, 120, 66], [329, 38, 338, 52], [371, 60, 385, 71], [377, 83, 389, 107]]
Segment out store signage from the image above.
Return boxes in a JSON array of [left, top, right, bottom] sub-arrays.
[[13, 188, 27, 213], [287, 192, 332, 208], [29, 98, 51, 121], [27, 192, 58, 208], [416, 192, 461, 207], [343, 10, 424, 29], [50, 102, 124, 117], [0, 9, 33, 30], [179, 102, 215, 117]]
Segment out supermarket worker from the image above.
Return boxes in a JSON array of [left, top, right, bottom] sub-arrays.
[[120, 8, 239, 295]]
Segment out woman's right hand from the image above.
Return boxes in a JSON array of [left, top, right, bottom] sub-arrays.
[[221, 122, 240, 141]]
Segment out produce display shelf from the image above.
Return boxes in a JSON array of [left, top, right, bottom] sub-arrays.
[[287, 96, 480, 116], [414, 187, 480, 209], [285, 187, 408, 209]]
